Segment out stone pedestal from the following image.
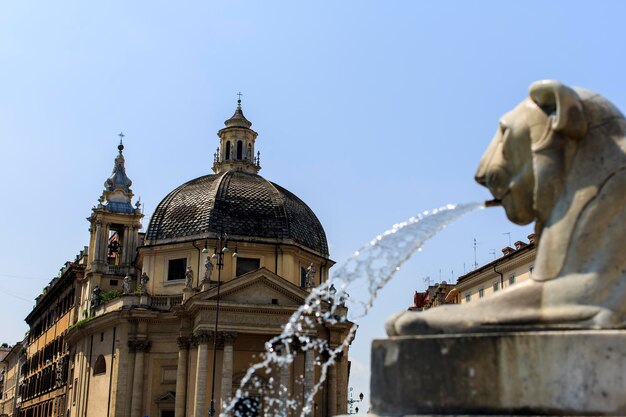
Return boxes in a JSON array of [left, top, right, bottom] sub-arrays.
[[182, 288, 196, 302], [369, 331, 626, 416]]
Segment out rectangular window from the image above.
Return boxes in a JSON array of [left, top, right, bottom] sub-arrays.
[[236, 258, 260, 277], [167, 258, 187, 281], [509, 274, 516, 285], [465, 293, 471, 303], [493, 282, 499, 292], [300, 267, 307, 288], [478, 288, 485, 298]]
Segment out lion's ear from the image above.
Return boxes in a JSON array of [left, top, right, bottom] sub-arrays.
[[529, 80, 587, 138]]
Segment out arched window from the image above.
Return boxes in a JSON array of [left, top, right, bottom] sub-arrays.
[[247, 143, 252, 161], [93, 355, 106, 375], [237, 141, 243, 160], [225, 141, 231, 160]]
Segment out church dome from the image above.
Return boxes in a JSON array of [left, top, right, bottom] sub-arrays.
[[145, 170, 329, 256]]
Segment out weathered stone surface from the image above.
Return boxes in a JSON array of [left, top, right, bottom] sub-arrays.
[[370, 331, 626, 416], [387, 80, 626, 335]]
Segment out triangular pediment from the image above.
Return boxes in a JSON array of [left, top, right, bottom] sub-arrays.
[[199, 267, 309, 306], [155, 391, 176, 404]]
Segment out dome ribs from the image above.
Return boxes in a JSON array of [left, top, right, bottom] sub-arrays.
[[145, 171, 328, 255]]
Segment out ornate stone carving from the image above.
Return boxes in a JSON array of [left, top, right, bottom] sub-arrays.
[[304, 263, 316, 290], [185, 266, 193, 290], [137, 272, 149, 295], [387, 80, 626, 335], [91, 286, 102, 308], [221, 331, 238, 345], [177, 336, 191, 350], [194, 330, 213, 345], [204, 256, 214, 283], [122, 274, 132, 295], [128, 340, 151, 352]]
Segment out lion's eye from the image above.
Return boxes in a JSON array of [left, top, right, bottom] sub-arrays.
[[500, 125, 511, 159]]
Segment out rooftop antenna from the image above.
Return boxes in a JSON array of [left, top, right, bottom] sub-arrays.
[[489, 249, 496, 260], [473, 238, 480, 269], [423, 276, 432, 287], [503, 232, 511, 247]]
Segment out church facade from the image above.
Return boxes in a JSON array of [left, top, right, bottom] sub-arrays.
[[20, 101, 351, 417]]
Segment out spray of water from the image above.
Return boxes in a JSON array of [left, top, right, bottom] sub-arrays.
[[222, 202, 483, 416]]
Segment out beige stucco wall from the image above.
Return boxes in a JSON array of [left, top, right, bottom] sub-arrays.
[[458, 247, 535, 303], [141, 240, 330, 295]]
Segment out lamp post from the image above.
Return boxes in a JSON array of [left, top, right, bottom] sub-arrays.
[[207, 232, 237, 417], [347, 387, 364, 415]]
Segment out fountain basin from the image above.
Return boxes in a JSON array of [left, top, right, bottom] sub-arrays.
[[369, 330, 626, 416]]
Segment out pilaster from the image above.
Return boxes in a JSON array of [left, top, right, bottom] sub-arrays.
[[128, 340, 151, 417], [220, 332, 238, 408]]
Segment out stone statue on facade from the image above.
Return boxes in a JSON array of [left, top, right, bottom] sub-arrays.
[[185, 265, 194, 289], [91, 286, 102, 308], [122, 274, 132, 294], [387, 80, 626, 335], [137, 272, 149, 295], [204, 256, 214, 282], [304, 263, 316, 290]]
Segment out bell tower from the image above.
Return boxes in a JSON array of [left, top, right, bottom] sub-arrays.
[[212, 94, 261, 174], [82, 135, 143, 314]]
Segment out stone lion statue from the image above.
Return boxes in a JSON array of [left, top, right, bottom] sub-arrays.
[[387, 80, 626, 335]]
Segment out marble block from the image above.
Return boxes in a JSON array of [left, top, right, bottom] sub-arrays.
[[370, 331, 626, 416]]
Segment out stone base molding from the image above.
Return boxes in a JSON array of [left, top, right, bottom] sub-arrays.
[[369, 331, 626, 416]]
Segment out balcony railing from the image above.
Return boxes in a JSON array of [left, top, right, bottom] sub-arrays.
[[150, 294, 183, 310], [106, 265, 124, 275]]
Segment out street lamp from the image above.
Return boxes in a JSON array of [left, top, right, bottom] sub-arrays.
[[208, 232, 229, 417], [347, 387, 364, 415]]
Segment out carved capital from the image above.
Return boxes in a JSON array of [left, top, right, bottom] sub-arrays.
[[128, 339, 151, 353], [221, 331, 238, 346], [177, 336, 191, 350], [194, 330, 213, 345]]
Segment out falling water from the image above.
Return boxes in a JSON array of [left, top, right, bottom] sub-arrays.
[[223, 202, 483, 417]]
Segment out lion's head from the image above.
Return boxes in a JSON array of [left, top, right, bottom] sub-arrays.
[[387, 81, 626, 337], [475, 79, 626, 279]]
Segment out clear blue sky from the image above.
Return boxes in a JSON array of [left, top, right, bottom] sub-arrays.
[[1, 0, 625, 406]]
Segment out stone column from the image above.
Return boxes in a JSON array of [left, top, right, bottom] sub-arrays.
[[280, 357, 291, 413], [102, 222, 111, 263], [175, 337, 190, 417], [129, 340, 151, 417], [326, 358, 338, 417], [303, 349, 315, 401], [194, 331, 211, 417], [302, 349, 315, 416], [93, 221, 103, 263], [220, 332, 237, 408], [121, 226, 131, 266], [125, 348, 136, 417]]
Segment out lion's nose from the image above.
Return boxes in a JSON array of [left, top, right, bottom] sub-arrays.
[[475, 172, 487, 186]]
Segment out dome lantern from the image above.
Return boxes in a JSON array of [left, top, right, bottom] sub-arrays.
[[213, 94, 261, 174]]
